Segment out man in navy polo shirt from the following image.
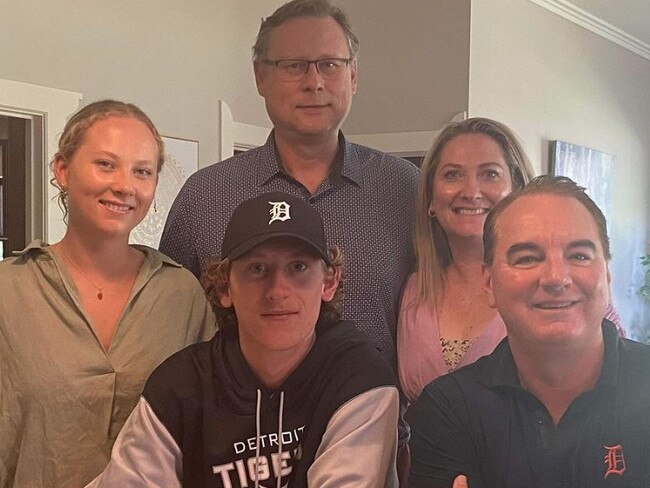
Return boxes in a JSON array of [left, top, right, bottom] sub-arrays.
[[410, 175, 650, 488]]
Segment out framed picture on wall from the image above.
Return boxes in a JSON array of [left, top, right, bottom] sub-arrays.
[[130, 136, 199, 248], [549, 140, 615, 223]]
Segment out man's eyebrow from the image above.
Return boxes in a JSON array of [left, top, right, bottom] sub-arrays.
[[506, 242, 540, 259], [568, 239, 598, 251], [505, 240, 598, 259]]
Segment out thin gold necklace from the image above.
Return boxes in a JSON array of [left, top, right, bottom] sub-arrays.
[[58, 246, 124, 300]]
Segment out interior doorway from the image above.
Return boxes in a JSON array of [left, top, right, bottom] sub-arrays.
[[0, 79, 82, 251], [0, 114, 31, 258]]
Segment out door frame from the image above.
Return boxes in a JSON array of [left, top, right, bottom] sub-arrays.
[[0, 79, 82, 243]]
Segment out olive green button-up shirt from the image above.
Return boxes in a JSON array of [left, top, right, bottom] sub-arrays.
[[0, 241, 216, 488]]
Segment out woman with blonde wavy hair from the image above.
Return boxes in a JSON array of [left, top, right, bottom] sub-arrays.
[[0, 100, 215, 487], [398, 117, 622, 403]]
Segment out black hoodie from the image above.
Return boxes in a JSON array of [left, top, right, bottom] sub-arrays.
[[89, 320, 399, 488]]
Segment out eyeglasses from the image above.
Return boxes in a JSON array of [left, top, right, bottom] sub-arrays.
[[262, 58, 353, 80]]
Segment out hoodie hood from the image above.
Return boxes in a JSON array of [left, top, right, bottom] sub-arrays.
[[214, 320, 368, 415]]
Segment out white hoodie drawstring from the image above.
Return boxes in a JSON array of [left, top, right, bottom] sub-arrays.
[[254, 389, 286, 488], [276, 390, 285, 488], [255, 388, 262, 488]]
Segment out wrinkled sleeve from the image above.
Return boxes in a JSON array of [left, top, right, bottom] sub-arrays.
[[85, 398, 182, 488], [307, 386, 399, 488], [409, 384, 482, 488], [186, 274, 218, 340], [0, 346, 15, 487], [159, 178, 201, 278]]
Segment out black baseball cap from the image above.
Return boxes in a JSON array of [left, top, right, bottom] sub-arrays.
[[221, 192, 330, 263]]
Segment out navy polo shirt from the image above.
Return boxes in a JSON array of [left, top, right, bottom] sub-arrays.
[[159, 131, 419, 371], [410, 321, 650, 487]]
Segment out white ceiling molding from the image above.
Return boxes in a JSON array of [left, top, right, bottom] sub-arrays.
[[527, 0, 650, 61], [348, 112, 467, 155], [347, 131, 436, 155]]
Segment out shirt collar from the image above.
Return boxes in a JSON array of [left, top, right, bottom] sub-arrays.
[[594, 319, 620, 387], [338, 133, 362, 185], [255, 131, 283, 186], [255, 130, 362, 188], [14, 240, 181, 270], [479, 338, 522, 388], [12, 239, 50, 256], [482, 320, 620, 390]]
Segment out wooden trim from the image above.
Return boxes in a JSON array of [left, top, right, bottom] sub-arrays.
[[0, 139, 6, 241]]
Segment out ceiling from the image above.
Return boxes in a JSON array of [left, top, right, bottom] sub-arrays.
[[568, 0, 650, 46]]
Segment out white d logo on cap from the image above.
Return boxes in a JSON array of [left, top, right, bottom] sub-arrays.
[[268, 201, 291, 224]]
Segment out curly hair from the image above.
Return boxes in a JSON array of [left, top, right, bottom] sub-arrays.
[[201, 245, 345, 332]]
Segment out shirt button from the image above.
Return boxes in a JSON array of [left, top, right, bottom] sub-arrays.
[[537, 418, 543, 425]]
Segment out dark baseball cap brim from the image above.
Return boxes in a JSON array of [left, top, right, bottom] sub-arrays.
[[227, 232, 331, 263]]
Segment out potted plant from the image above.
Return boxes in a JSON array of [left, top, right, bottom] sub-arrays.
[[638, 254, 650, 344]]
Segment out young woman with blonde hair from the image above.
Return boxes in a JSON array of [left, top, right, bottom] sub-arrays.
[[0, 100, 215, 487]]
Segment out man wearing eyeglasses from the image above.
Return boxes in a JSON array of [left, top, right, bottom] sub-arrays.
[[160, 0, 419, 461]]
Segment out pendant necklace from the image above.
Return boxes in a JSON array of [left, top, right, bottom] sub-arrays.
[[59, 246, 124, 300]]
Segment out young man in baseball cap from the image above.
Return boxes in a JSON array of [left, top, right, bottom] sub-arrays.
[[88, 192, 399, 488]]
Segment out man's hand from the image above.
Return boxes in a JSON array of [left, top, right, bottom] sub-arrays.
[[452, 475, 468, 488]]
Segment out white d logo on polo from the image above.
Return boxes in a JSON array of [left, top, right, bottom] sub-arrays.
[[268, 201, 291, 224]]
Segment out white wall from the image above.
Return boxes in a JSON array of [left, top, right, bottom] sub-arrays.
[[0, 0, 468, 160], [3, 0, 649, 334], [0, 0, 272, 167], [342, 0, 470, 135], [225, 0, 285, 130], [469, 0, 650, 337]]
